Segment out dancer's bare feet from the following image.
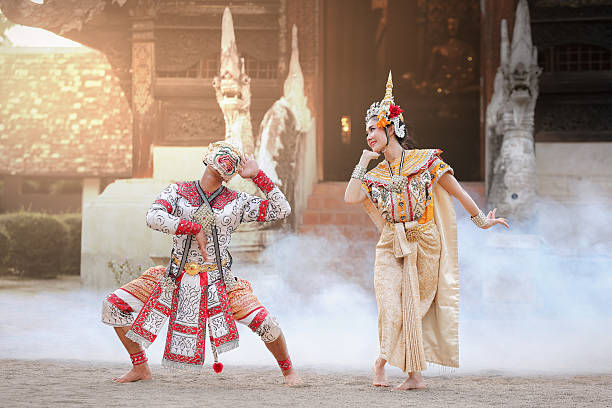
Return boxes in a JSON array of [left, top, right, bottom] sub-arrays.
[[112, 363, 152, 383], [392, 372, 426, 391], [372, 358, 389, 387], [282, 368, 303, 387], [111, 327, 152, 383]]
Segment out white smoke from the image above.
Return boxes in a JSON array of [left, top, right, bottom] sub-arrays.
[[454, 183, 612, 375], [1, 184, 611, 376]]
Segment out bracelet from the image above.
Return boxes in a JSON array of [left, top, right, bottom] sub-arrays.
[[471, 210, 488, 229], [251, 170, 275, 193], [351, 165, 367, 181]]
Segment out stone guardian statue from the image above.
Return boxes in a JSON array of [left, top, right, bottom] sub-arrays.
[[486, 0, 542, 222]]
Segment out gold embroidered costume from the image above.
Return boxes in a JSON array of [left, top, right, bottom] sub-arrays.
[[362, 149, 459, 371]]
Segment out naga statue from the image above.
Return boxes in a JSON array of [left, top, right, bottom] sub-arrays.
[[213, 7, 254, 155], [486, 0, 541, 222], [255, 24, 312, 220], [215, 7, 313, 227]]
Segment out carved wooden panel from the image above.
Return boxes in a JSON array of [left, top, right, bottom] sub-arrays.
[[533, 0, 612, 7], [532, 21, 612, 50], [159, 102, 225, 145], [132, 42, 155, 114], [536, 103, 612, 133], [156, 30, 218, 71], [155, 4, 280, 73]]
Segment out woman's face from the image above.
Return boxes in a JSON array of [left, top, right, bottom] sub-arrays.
[[365, 117, 390, 153]]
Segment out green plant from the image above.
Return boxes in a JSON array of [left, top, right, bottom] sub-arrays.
[[108, 259, 144, 286], [1, 211, 68, 278], [57, 213, 81, 275], [0, 228, 8, 275]]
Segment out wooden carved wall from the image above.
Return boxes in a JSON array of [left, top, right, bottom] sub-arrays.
[[531, 1, 612, 142], [152, 0, 283, 147]]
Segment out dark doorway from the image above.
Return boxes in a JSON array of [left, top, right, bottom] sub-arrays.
[[323, 0, 482, 182], [322, 0, 378, 181]]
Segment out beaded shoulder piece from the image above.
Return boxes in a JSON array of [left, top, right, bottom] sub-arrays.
[[363, 149, 442, 191]]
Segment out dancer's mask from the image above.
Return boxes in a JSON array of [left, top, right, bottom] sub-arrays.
[[202, 141, 244, 181]]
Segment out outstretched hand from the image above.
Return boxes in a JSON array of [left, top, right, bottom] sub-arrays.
[[239, 154, 259, 178], [483, 208, 510, 229]]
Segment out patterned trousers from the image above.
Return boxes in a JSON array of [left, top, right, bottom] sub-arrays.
[[101, 265, 281, 342]]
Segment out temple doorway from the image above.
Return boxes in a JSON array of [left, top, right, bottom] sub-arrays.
[[322, 0, 482, 182]]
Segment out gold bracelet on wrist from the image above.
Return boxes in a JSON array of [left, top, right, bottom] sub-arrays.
[[471, 210, 488, 228], [351, 165, 367, 181]]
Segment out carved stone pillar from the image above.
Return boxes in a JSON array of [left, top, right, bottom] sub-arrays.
[[286, 0, 323, 180], [130, 7, 157, 178]]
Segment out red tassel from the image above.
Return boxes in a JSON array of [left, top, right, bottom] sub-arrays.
[[213, 362, 223, 373]]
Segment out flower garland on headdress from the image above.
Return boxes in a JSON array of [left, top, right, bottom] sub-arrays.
[[364, 71, 406, 139]]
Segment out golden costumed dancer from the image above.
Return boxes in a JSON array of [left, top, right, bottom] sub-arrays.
[[344, 72, 509, 390]]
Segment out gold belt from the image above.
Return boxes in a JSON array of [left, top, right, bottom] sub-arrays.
[[172, 256, 229, 276], [395, 221, 433, 242]]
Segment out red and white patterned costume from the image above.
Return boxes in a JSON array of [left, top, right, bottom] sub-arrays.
[[101, 170, 288, 370], [145, 169, 289, 266]]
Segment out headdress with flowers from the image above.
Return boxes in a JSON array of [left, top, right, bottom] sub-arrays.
[[364, 71, 406, 139]]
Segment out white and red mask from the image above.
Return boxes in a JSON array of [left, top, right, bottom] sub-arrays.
[[203, 141, 244, 181]]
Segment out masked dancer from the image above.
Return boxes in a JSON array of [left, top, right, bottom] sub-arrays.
[[101, 141, 302, 386], [344, 72, 509, 390]]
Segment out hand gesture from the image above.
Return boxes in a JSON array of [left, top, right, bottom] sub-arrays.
[[194, 229, 208, 260], [239, 154, 259, 178], [483, 208, 510, 229], [361, 149, 380, 162]]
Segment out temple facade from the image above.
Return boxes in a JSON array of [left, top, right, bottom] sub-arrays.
[[2, 0, 610, 188], [1, 0, 612, 285]]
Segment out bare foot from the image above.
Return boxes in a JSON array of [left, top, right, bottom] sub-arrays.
[[392, 376, 427, 391], [372, 359, 389, 387], [282, 369, 303, 387], [112, 364, 153, 383]]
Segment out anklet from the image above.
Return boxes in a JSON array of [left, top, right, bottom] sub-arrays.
[[277, 357, 292, 371], [130, 350, 148, 366]]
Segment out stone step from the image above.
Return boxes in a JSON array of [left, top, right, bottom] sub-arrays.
[[301, 208, 373, 226], [308, 181, 348, 197], [298, 225, 380, 242], [306, 195, 363, 212], [300, 182, 376, 233]]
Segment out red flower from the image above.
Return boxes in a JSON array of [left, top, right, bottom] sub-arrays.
[[389, 104, 403, 119]]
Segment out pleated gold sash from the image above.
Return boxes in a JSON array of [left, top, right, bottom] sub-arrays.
[[365, 185, 459, 371]]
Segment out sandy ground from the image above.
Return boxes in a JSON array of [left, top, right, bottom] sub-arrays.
[[0, 359, 611, 408], [2, 276, 612, 407]]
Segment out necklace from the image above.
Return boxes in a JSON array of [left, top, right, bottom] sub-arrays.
[[387, 150, 408, 193]]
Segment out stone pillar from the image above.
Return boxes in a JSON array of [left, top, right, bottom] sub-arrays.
[[81, 177, 100, 209], [130, 5, 157, 178], [480, 0, 517, 180]]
